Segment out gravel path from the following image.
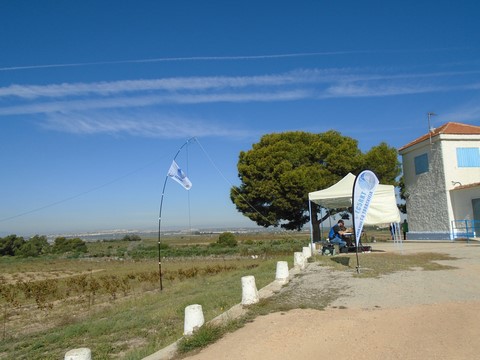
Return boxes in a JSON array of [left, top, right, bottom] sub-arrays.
[[183, 241, 480, 360]]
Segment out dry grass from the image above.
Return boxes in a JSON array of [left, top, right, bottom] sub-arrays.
[[0, 255, 288, 359], [319, 251, 458, 277]]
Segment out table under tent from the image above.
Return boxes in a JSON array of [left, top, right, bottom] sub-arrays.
[[308, 173, 402, 251]]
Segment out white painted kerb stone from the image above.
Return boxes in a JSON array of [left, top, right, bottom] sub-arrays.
[[302, 246, 312, 259], [275, 261, 289, 283], [184, 304, 205, 336], [64, 348, 91, 360], [294, 252, 306, 270], [241, 275, 259, 305]]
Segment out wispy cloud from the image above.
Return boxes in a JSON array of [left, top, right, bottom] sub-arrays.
[[322, 81, 480, 98], [439, 100, 480, 123], [2, 65, 480, 139], [0, 75, 308, 99], [322, 83, 444, 98], [2, 68, 479, 100], [0, 70, 336, 99], [0, 70, 352, 100], [0, 90, 311, 116], [41, 112, 253, 139]]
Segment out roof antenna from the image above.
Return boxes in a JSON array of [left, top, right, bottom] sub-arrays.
[[427, 112, 437, 144]]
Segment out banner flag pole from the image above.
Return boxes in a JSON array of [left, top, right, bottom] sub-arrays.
[[157, 138, 195, 291], [352, 170, 379, 274]]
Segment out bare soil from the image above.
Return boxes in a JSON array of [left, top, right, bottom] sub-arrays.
[[184, 241, 480, 360]]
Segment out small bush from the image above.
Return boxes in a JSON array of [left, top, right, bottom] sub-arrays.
[[122, 234, 141, 242], [217, 232, 237, 247]]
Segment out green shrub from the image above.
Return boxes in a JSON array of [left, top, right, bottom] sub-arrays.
[[217, 232, 237, 247], [122, 234, 142, 241], [52, 237, 87, 254]]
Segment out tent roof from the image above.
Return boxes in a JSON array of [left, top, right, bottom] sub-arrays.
[[308, 173, 401, 225]]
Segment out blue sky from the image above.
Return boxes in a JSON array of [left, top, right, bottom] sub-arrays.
[[1, 0, 480, 237]]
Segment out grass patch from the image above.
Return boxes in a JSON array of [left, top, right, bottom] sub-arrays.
[[0, 255, 290, 359], [177, 324, 224, 354], [316, 251, 458, 278]]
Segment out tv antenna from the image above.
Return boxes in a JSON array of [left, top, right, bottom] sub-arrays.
[[427, 112, 437, 143]]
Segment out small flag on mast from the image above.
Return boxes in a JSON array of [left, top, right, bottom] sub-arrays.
[[167, 160, 192, 190]]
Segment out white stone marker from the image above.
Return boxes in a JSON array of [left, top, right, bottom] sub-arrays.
[[64, 348, 91, 360], [302, 246, 312, 259], [275, 261, 289, 284], [294, 252, 306, 270], [241, 275, 259, 305], [184, 304, 205, 336]]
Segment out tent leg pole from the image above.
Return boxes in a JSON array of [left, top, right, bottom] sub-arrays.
[[308, 201, 314, 249]]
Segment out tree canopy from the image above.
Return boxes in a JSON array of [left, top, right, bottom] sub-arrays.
[[0, 235, 87, 257], [230, 131, 400, 239]]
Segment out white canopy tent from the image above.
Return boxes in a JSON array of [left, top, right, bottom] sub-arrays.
[[308, 172, 401, 226]]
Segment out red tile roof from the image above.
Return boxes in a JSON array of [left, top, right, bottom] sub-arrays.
[[399, 122, 480, 151]]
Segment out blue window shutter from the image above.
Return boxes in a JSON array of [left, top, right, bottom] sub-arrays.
[[457, 148, 480, 167]]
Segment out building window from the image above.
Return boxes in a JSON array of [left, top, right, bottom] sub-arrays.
[[457, 147, 480, 167], [414, 153, 429, 175]]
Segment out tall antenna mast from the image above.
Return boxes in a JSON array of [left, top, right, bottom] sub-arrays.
[[427, 112, 436, 144]]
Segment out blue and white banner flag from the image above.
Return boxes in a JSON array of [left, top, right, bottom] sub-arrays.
[[167, 160, 192, 190], [353, 170, 379, 246]]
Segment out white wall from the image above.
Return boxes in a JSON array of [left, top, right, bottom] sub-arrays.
[[441, 135, 480, 225], [401, 133, 480, 239], [441, 135, 480, 188], [450, 187, 480, 220]]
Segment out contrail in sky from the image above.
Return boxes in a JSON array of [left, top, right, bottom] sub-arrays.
[[0, 48, 464, 72], [0, 51, 362, 71]]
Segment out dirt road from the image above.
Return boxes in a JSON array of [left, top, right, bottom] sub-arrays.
[[183, 242, 480, 360]]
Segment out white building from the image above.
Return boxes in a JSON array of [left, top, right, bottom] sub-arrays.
[[398, 122, 480, 240]]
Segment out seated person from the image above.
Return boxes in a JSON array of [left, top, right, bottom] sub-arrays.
[[328, 220, 347, 248]]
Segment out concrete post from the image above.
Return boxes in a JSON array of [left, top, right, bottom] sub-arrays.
[[294, 252, 306, 270], [64, 348, 91, 360], [275, 261, 289, 284], [302, 246, 312, 259], [184, 304, 205, 336], [241, 275, 259, 305]]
